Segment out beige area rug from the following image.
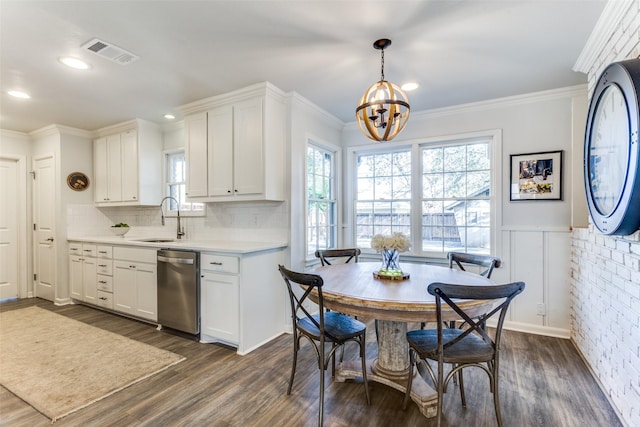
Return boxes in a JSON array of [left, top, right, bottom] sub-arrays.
[[0, 306, 185, 422]]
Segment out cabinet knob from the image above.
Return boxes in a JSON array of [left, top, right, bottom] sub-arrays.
[[227, 190, 231, 193]]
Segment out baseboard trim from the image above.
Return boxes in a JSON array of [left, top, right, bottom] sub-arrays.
[[502, 321, 570, 339]]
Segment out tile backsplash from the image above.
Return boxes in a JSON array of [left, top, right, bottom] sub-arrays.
[[67, 201, 289, 242]]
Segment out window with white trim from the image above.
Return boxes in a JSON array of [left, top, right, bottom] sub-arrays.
[[307, 143, 337, 257], [165, 151, 204, 214], [354, 136, 494, 256], [421, 142, 491, 254], [355, 150, 412, 247]]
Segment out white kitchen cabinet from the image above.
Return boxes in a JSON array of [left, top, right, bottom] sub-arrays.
[[68, 243, 112, 307], [207, 104, 234, 197], [184, 112, 209, 198], [93, 119, 162, 206], [120, 129, 139, 202], [199, 247, 286, 355], [200, 254, 240, 345], [82, 257, 98, 304], [93, 135, 122, 203], [181, 82, 286, 202], [69, 254, 84, 300], [113, 247, 157, 322]]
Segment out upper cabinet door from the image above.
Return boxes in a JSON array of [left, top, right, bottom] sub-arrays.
[[185, 112, 209, 198], [93, 119, 162, 207], [94, 137, 109, 203], [208, 105, 234, 197], [106, 133, 123, 202], [179, 83, 285, 202], [121, 129, 139, 202], [233, 97, 263, 196]]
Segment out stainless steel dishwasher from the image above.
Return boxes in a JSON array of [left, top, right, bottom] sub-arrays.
[[157, 249, 200, 335]]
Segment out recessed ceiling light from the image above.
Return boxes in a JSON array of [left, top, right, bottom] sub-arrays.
[[402, 82, 419, 91], [164, 114, 175, 120], [59, 56, 90, 70], [8, 90, 31, 99]]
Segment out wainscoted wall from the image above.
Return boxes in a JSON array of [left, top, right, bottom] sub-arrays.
[[499, 228, 571, 337], [571, 2, 640, 426]]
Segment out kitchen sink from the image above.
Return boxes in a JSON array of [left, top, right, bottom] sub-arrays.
[[135, 238, 176, 243]]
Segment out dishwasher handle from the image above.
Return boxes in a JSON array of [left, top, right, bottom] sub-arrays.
[[158, 255, 195, 265]]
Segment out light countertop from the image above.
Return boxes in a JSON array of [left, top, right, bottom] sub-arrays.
[[69, 236, 288, 254]]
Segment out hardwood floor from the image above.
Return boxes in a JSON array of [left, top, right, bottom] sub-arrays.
[[0, 298, 621, 427]]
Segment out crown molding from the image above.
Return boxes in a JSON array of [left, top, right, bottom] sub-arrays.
[[344, 84, 587, 130], [573, 0, 634, 73], [288, 91, 344, 128], [29, 124, 92, 139]]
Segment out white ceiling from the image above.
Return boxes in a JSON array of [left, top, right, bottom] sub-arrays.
[[0, 0, 607, 134]]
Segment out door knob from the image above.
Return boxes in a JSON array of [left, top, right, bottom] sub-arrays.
[[46, 237, 54, 242]]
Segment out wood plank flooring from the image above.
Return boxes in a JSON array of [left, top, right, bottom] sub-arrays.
[[0, 299, 621, 427]]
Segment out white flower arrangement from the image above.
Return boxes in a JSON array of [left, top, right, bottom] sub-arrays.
[[371, 232, 411, 253]]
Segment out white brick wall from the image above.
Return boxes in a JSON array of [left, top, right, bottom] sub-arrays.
[[571, 2, 640, 425]]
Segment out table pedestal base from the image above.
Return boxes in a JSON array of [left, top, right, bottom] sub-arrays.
[[336, 359, 438, 418]]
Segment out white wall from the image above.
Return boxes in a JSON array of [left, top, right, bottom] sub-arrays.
[[29, 125, 93, 303], [287, 93, 345, 271], [0, 130, 31, 298], [571, 1, 640, 426], [342, 84, 588, 337]]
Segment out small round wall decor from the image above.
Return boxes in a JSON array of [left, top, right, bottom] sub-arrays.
[[66, 172, 89, 191]]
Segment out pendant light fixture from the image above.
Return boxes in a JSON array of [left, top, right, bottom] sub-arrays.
[[356, 39, 410, 142]]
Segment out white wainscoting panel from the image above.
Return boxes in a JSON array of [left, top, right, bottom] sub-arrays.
[[501, 227, 570, 338]]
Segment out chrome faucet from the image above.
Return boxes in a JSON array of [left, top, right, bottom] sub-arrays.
[[160, 196, 185, 239]]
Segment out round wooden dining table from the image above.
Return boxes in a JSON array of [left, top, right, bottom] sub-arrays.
[[308, 261, 493, 419]]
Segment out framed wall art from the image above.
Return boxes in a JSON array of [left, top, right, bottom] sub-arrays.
[[510, 150, 562, 201]]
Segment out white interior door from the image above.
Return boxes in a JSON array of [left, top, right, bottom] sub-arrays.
[[0, 158, 19, 299], [33, 156, 56, 301]]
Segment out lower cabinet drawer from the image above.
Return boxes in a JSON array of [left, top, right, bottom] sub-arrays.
[[201, 253, 239, 274], [96, 260, 113, 275], [96, 291, 113, 309], [97, 275, 113, 292]]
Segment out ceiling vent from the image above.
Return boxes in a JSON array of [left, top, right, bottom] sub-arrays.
[[81, 38, 139, 65]]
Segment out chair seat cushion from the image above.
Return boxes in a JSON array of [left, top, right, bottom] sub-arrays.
[[298, 312, 366, 342], [407, 328, 494, 363]]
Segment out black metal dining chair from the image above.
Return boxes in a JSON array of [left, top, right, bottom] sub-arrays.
[[278, 265, 370, 426], [403, 281, 525, 427], [315, 247, 373, 346], [314, 248, 361, 266], [448, 252, 502, 279], [419, 252, 503, 330]]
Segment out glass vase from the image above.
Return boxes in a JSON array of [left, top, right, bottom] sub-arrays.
[[379, 248, 402, 276]]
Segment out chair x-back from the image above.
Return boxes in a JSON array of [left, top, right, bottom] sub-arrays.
[[448, 252, 502, 279], [403, 281, 525, 427], [278, 265, 370, 426], [314, 248, 361, 266]]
